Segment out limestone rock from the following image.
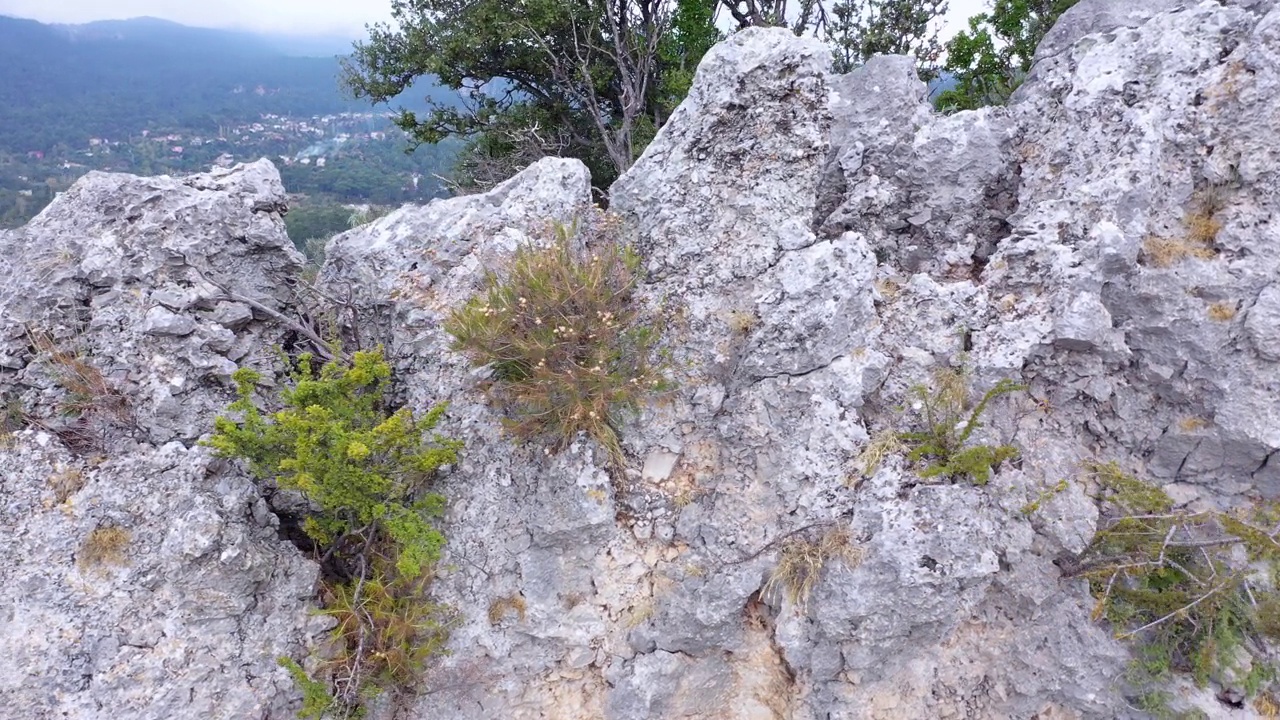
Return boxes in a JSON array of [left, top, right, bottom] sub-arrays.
[[0, 161, 323, 719], [5, 0, 1280, 717]]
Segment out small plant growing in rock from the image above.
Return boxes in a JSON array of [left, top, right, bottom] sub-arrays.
[[27, 329, 128, 421], [897, 369, 1024, 485], [487, 594, 527, 625], [24, 329, 130, 454], [78, 525, 130, 569], [208, 348, 461, 716], [1071, 462, 1280, 706], [1207, 302, 1238, 322], [1142, 186, 1229, 269], [445, 211, 667, 463], [725, 308, 758, 336], [850, 428, 905, 481], [321, 573, 453, 697], [48, 466, 86, 505], [764, 527, 863, 609], [277, 658, 335, 720]]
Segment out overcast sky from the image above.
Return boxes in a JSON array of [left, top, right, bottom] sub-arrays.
[[0, 0, 989, 38]]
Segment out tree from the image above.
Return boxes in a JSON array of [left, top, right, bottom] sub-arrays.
[[343, 0, 720, 191], [826, 0, 948, 76], [712, 0, 948, 78], [935, 0, 1081, 111]]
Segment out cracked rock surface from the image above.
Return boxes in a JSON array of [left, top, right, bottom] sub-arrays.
[[5, 0, 1280, 717], [0, 161, 322, 719]]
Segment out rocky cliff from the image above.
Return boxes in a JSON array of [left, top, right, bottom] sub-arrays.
[[3, 0, 1280, 718]]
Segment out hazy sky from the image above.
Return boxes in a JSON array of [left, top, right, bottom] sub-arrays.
[[0, 0, 989, 38]]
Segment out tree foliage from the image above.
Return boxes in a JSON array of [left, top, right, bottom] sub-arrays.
[[936, 0, 1080, 111], [897, 370, 1024, 485], [826, 0, 948, 76], [210, 350, 462, 714], [343, 0, 720, 190], [714, 0, 948, 78], [209, 349, 460, 580]]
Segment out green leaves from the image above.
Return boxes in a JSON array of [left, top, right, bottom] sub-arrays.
[[936, 0, 1081, 111], [1080, 466, 1280, 705], [343, 0, 719, 189], [826, 0, 948, 77], [897, 370, 1024, 485], [208, 349, 460, 578], [212, 349, 462, 716], [277, 657, 336, 720]]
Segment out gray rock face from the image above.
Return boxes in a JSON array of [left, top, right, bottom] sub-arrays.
[[0, 161, 322, 719], [6, 0, 1280, 718], [816, 54, 1018, 274]]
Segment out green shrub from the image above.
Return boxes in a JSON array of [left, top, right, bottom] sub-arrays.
[[208, 349, 461, 715], [1076, 463, 1280, 703], [897, 369, 1024, 485], [277, 657, 335, 720], [445, 211, 667, 463]]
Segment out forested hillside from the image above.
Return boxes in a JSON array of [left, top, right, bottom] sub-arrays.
[[0, 15, 460, 231], [0, 16, 457, 154]]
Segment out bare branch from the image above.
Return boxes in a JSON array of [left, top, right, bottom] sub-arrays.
[[1117, 583, 1229, 639]]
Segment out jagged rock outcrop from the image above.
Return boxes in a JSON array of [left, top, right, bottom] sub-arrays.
[[5, 0, 1280, 717], [0, 162, 322, 719]]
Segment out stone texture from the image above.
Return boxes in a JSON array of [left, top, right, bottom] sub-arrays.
[[318, 5, 1280, 716], [6, 0, 1280, 718], [0, 161, 323, 719]]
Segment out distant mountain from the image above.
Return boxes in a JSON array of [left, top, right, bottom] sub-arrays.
[[0, 15, 452, 153], [259, 33, 362, 58]]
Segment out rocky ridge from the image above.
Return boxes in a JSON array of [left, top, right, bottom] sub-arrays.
[[3, 0, 1280, 718]]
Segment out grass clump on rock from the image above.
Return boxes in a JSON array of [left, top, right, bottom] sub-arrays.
[[763, 526, 864, 610], [208, 348, 461, 716], [897, 369, 1024, 485], [1072, 462, 1280, 708], [77, 525, 130, 569], [446, 210, 667, 464]]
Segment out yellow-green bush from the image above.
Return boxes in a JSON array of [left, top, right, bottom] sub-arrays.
[[445, 211, 667, 463], [208, 348, 461, 715]]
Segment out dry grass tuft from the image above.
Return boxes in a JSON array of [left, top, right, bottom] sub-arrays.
[[874, 278, 901, 302], [1177, 416, 1209, 433], [764, 527, 864, 609], [49, 467, 86, 504], [78, 526, 130, 568], [1207, 302, 1238, 322], [851, 429, 905, 482], [726, 308, 758, 336], [487, 594, 527, 625], [28, 330, 127, 419], [1184, 211, 1223, 247], [1144, 187, 1230, 268], [1142, 235, 1216, 268]]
